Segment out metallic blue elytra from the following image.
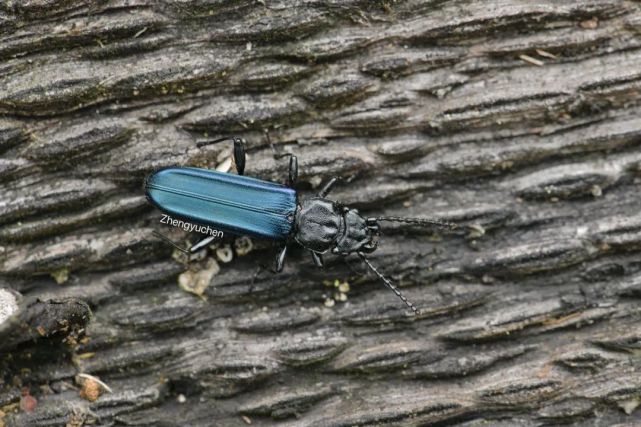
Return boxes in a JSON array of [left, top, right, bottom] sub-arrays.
[[145, 167, 297, 240]]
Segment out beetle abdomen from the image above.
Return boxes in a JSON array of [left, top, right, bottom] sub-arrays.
[[145, 167, 297, 240]]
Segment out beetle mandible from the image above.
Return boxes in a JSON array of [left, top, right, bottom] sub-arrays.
[[145, 137, 458, 315]]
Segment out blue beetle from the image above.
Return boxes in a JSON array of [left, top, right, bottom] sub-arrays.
[[145, 137, 457, 314]]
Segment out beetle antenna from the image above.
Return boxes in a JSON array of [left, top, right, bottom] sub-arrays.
[[357, 253, 420, 315], [376, 216, 458, 230], [196, 136, 242, 148]]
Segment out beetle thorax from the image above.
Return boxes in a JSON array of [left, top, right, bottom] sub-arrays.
[[293, 198, 378, 255]]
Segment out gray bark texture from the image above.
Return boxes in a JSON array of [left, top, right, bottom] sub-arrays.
[[1, 0, 641, 426]]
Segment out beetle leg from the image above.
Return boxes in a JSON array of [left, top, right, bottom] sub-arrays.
[[195, 136, 246, 175], [153, 230, 189, 254], [153, 231, 217, 254], [233, 137, 246, 176], [272, 151, 297, 188], [318, 177, 339, 197], [264, 132, 298, 187], [310, 251, 323, 268], [275, 245, 288, 272], [287, 155, 298, 187], [257, 263, 278, 275], [249, 265, 264, 292], [190, 235, 217, 253]]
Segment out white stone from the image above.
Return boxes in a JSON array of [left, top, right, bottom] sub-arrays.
[[0, 289, 18, 326]]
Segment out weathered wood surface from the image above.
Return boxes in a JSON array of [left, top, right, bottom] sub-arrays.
[[1, 0, 641, 425]]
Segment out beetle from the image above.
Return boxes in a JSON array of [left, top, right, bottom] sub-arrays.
[[145, 137, 457, 315]]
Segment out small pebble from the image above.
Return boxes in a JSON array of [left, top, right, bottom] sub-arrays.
[[481, 274, 495, 284], [178, 258, 220, 297], [50, 268, 69, 285], [216, 157, 232, 173], [338, 281, 350, 293], [79, 378, 101, 402], [309, 176, 322, 188], [580, 17, 598, 29], [177, 394, 187, 403], [20, 388, 37, 413], [467, 224, 485, 238], [188, 248, 207, 262], [234, 236, 253, 256], [216, 245, 234, 263]]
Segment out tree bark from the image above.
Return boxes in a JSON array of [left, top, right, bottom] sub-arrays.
[[1, 0, 641, 425]]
